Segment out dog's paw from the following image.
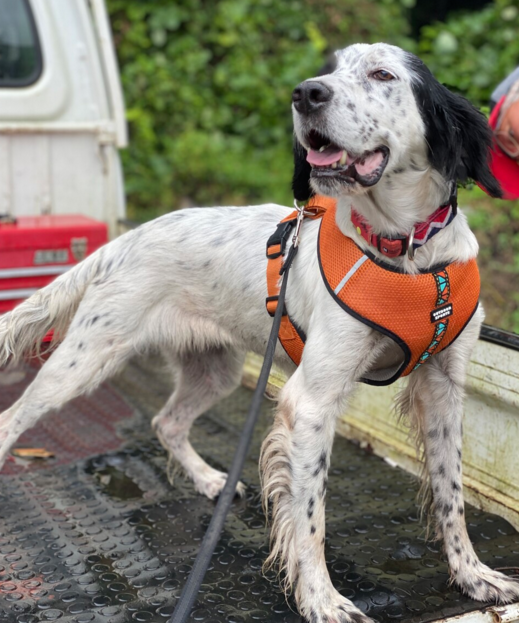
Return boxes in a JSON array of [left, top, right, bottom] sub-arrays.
[[300, 592, 373, 623], [192, 466, 246, 501], [456, 563, 519, 604]]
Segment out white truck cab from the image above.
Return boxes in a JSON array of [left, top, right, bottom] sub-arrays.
[[0, 0, 127, 237]]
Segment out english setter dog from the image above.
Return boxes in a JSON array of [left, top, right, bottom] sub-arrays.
[[0, 43, 517, 623]]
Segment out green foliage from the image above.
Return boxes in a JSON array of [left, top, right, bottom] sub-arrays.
[[417, 0, 519, 106], [108, 0, 519, 332], [107, 0, 412, 217]]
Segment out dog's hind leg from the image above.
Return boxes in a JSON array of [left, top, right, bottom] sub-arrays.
[[152, 347, 246, 500], [0, 327, 133, 471], [404, 312, 519, 604]]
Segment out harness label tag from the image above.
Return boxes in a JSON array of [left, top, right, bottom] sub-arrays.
[[431, 303, 453, 323]]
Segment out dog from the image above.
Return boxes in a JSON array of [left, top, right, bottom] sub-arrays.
[[0, 43, 517, 623]]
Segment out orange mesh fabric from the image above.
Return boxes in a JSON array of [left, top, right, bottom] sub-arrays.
[[265, 201, 331, 365], [318, 204, 480, 383]]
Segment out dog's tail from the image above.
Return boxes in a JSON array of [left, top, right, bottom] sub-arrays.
[[0, 250, 104, 366]]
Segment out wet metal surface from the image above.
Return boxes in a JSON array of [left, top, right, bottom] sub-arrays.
[[1, 356, 519, 622]]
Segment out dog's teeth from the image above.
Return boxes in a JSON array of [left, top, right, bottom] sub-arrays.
[[339, 151, 348, 166], [319, 145, 328, 152], [331, 162, 338, 169]]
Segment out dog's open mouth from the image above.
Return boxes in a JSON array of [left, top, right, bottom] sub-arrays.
[[304, 130, 389, 187]]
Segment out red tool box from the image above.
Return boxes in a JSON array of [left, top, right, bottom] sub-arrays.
[[0, 215, 108, 314]]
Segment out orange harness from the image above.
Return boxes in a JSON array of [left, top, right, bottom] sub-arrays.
[[266, 197, 480, 385]]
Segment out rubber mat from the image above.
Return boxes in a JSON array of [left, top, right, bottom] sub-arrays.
[[1, 356, 518, 623]]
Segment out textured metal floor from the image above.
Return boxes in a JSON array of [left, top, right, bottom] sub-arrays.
[[1, 356, 518, 623]]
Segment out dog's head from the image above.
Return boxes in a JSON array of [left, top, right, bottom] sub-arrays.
[[292, 43, 501, 201]]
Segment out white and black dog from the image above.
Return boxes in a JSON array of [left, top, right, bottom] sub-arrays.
[[0, 43, 517, 623]]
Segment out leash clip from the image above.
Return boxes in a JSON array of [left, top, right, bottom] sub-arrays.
[[292, 199, 310, 248]]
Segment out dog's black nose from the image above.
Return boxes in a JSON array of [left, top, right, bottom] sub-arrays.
[[292, 81, 333, 114]]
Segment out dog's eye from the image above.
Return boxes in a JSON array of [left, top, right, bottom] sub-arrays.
[[371, 69, 396, 81]]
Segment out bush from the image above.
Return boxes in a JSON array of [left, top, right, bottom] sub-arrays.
[[107, 0, 412, 218], [417, 0, 519, 107]]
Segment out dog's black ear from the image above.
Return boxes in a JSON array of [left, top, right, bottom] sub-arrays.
[[406, 53, 502, 198], [292, 139, 313, 202]]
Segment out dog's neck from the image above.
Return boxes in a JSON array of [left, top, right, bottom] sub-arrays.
[[333, 166, 479, 272]]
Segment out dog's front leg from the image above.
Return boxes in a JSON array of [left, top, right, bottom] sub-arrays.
[[261, 339, 375, 623], [409, 325, 519, 604]]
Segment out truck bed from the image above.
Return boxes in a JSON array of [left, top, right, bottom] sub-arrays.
[[0, 356, 518, 622]]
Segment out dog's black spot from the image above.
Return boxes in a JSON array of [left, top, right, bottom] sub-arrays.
[[455, 547, 462, 555], [203, 260, 211, 268], [442, 503, 453, 517], [352, 115, 359, 124], [312, 451, 327, 477], [310, 525, 316, 535], [454, 534, 460, 542], [384, 87, 393, 98], [313, 424, 323, 433], [393, 167, 405, 175], [347, 102, 356, 111], [91, 315, 100, 326], [310, 610, 318, 623], [78, 342, 85, 350], [350, 611, 370, 623], [452, 481, 460, 492], [396, 131, 402, 138], [457, 448, 462, 459], [446, 521, 453, 528], [458, 506, 464, 515], [69, 361, 77, 368], [320, 477, 328, 499], [438, 465, 446, 477], [443, 425, 449, 438]]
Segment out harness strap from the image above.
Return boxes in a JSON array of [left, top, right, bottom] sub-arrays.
[[265, 197, 332, 364]]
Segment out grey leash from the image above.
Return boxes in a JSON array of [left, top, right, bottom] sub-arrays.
[[169, 202, 306, 623]]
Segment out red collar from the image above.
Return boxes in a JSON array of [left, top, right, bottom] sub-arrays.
[[351, 198, 458, 259]]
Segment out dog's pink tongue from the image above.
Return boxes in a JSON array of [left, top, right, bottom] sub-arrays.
[[354, 150, 384, 176], [307, 147, 344, 166]]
